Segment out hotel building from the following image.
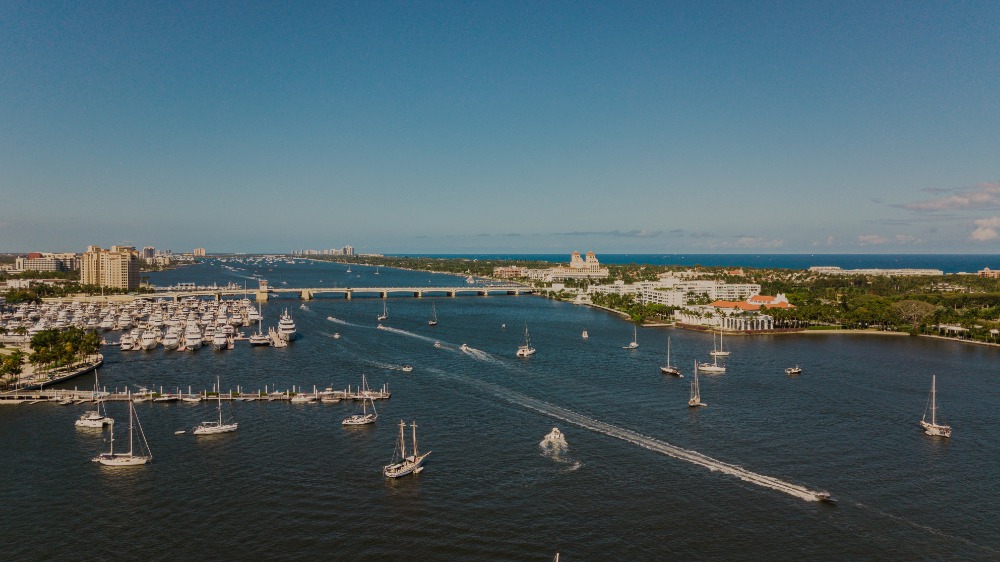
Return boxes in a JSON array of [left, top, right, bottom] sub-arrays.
[[80, 245, 140, 290]]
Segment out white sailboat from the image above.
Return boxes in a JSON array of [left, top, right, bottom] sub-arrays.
[[623, 325, 638, 349], [516, 323, 536, 357], [75, 372, 114, 428], [93, 393, 152, 466], [342, 375, 378, 426], [382, 419, 431, 478], [377, 302, 388, 322], [920, 375, 951, 437], [428, 303, 438, 326], [193, 376, 238, 435], [688, 361, 706, 407], [660, 337, 682, 376], [697, 354, 727, 374], [710, 329, 730, 357]]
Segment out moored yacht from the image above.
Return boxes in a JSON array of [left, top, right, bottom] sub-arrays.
[[277, 309, 297, 341]]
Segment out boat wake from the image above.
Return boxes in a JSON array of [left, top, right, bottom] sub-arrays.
[[432, 369, 831, 503], [374, 325, 438, 344], [539, 428, 580, 470], [299, 304, 312, 312], [326, 316, 365, 328]]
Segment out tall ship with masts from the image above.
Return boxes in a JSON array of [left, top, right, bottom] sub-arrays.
[[383, 420, 431, 478]]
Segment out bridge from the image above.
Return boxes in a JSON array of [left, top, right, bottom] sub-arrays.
[[152, 285, 534, 302]]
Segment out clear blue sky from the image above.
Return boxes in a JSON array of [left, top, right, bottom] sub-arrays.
[[2, 1, 998, 254]]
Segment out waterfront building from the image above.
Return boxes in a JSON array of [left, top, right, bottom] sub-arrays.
[[142, 246, 155, 259], [523, 251, 610, 282], [492, 266, 528, 279], [977, 267, 1000, 279], [14, 252, 79, 272], [80, 245, 140, 290], [193, 248, 207, 257]]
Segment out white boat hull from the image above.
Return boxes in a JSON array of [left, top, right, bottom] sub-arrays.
[[193, 422, 238, 435], [383, 452, 430, 478], [93, 454, 151, 466]]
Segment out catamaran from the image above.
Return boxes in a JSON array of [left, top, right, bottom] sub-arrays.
[[93, 393, 152, 466], [193, 376, 238, 435], [920, 375, 951, 437], [382, 420, 431, 478], [659, 337, 682, 376], [428, 303, 438, 326], [516, 323, 536, 357], [688, 361, 706, 407], [342, 375, 378, 426], [623, 325, 638, 349]]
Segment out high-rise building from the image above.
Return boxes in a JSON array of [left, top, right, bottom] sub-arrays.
[[142, 246, 155, 259], [193, 248, 206, 257], [343, 245, 354, 256], [80, 245, 140, 290]]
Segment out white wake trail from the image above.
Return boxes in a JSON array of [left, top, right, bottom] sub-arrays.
[[439, 371, 831, 503]]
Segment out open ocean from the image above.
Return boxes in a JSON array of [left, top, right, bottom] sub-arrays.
[[404, 253, 999, 274], [2, 258, 998, 560]]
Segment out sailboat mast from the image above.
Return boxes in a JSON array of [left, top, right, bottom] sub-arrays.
[[412, 421, 419, 457], [931, 375, 937, 425], [399, 420, 406, 459], [127, 399, 135, 456]]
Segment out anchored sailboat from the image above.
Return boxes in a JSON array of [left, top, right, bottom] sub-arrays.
[[343, 375, 378, 425], [660, 337, 682, 376], [428, 303, 438, 326], [623, 325, 639, 349], [920, 375, 951, 437], [93, 392, 152, 466], [377, 302, 388, 322], [710, 329, 730, 357], [76, 371, 114, 428], [383, 420, 431, 478], [688, 361, 706, 407], [516, 323, 536, 357], [193, 376, 238, 435]]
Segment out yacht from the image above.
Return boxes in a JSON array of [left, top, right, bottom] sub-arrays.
[[184, 323, 203, 350], [161, 327, 181, 351], [211, 326, 229, 351], [138, 327, 159, 350], [277, 310, 297, 341]]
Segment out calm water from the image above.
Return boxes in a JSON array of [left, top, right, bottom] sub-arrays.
[[2, 260, 998, 560]]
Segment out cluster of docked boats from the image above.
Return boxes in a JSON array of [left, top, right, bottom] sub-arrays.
[[1, 297, 297, 350]]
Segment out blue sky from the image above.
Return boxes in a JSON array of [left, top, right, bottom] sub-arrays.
[[2, 1, 999, 254]]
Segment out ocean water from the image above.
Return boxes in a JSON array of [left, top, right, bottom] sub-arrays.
[[408, 253, 1000, 274], [1, 259, 998, 560]]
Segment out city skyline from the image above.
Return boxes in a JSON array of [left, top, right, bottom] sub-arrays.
[[2, 2, 999, 254]]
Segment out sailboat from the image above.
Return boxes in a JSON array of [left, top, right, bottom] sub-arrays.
[[516, 323, 536, 357], [688, 361, 706, 407], [75, 371, 114, 428], [193, 376, 238, 435], [377, 302, 388, 322], [93, 392, 152, 466], [659, 337, 682, 376], [623, 325, 639, 349], [697, 353, 727, 374], [920, 375, 952, 437], [382, 420, 431, 478], [428, 303, 438, 326], [342, 375, 378, 425], [710, 329, 730, 357], [581, 329, 588, 339]]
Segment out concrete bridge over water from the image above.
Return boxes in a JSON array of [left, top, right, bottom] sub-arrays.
[[157, 285, 534, 302]]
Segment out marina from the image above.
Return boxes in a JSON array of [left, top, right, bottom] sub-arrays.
[[1, 259, 998, 560]]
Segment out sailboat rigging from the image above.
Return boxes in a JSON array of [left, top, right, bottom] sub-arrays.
[[688, 361, 706, 407], [428, 303, 438, 326], [516, 323, 536, 357], [920, 375, 951, 437], [193, 376, 238, 435], [623, 325, 639, 349], [343, 375, 378, 425], [660, 337, 682, 376], [382, 420, 431, 478], [93, 391, 152, 466]]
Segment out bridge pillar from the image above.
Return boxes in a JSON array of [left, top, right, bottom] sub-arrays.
[[300, 290, 313, 300], [214, 293, 221, 302], [414, 291, 421, 298], [256, 290, 269, 303], [381, 291, 388, 299], [345, 291, 351, 300], [449, 290, 456, 297]]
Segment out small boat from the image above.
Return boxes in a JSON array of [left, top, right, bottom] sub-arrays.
[[377, 302, 388, 322], [785, 365, 802, 375], [428, 304, 438, 326], [401, 365, 413, 373], [193, 376, 238, 435], [920, 375, 952, 437], [434, 341, 442, 348], [660, 337, 682, 376], [92, 394, 152, 466], [342, 375, 378, 426], [332, 332, 341, 339], [383, 419, 431, 478], [516, 323, 536, 357], [623, 325, 638, 349], [75, 372, 113, 428], [460, 343, 469, 351], [688, 361, 706, 407], [582, 329, 588, 339]]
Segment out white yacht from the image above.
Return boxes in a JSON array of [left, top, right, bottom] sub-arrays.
[[138, 327, 159, 350], [161, 327, 181, 351], [383, 420, 430, 478], [277, 309, 297, 341], [75, 374, 113, 428], [211, 326, 229, 351], [184, 323, 203, 350]]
